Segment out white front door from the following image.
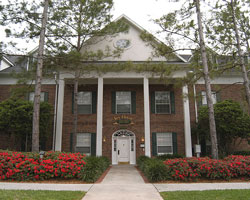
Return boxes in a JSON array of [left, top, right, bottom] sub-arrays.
[[117, 137, 129, 162]]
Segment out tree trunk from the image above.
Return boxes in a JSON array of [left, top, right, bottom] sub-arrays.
[[195, 0, 218, 159], [230, 0, 250, 115], [32, 0, 49, 152], [73, 71, 79, 152]]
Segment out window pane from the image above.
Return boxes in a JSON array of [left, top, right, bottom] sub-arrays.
[[78, 92, 91, 105], [29, 92, 45, 102], [116, 92, 131, 104], [117, 104, 131, 114], [78, 105, 92, 114], [155, 92, 170, 104], [77, 133, 91, 147], [201, 91, 217, 105], [156, 104, 170, 114], [158, 146, 172, 154]]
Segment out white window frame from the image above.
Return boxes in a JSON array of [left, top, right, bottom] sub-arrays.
[[76, 133, 91, 156], [156, 133, 173, 155], [116, 91, 131, 114], [77, 91, 92, 114], [155, 91, 171, 114], [29, 92, 45, 102], [201, 91, 217, 105]]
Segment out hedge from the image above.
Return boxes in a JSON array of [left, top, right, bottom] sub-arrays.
[[137, 155, 250, 182], [0, 151, 110, 182]]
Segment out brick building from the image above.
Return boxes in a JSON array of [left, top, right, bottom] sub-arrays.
[[0, 15, 249, 164]]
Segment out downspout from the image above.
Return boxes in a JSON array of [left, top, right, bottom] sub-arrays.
[[52, 71, 58, 151]]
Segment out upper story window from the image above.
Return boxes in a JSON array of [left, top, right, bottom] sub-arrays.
[[29, 92, 48, 102], [201, 91, 217, 105], [155, 91, 171, 114], [116, 91, 131, 114], [77, 92, 92, 114]]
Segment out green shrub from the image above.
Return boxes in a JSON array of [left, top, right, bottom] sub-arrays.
[[156, 154, 184, 161], [137, 155, 150, 171], [79, 156, 110, 183], [143, 159, 169, 182]]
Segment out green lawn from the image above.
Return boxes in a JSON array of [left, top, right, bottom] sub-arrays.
[[161, 189, 250, 200], [0, 190, 85, 200]]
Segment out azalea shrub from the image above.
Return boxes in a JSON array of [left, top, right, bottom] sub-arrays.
[[137, 155, 250, 182], [0, 151, 109, 182]]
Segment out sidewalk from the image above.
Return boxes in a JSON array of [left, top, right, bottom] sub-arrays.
[[82, 165, 163, 200]]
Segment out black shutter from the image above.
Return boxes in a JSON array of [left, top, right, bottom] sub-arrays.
[[111, 91, 116, 114], [216, 92, 221, 103], [44, 92, 49, 102], [170, 91, 175, 114], [197, 92, 202, 107], [91, 133, 96, 156], [172, 132, 177, 154], [131, 91, 136, 114], [92, 91, 97, 114], [152, 132, 157, 156], [70, 133, 73, 152], [151, 91, 155, 114], [72, 92, 74, 114]]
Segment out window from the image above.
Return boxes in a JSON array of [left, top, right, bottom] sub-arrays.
[[76, 133, 91, 155], [77, 92, 92, 114], [156, 133, 173, 155], [155, 91, 170, 114], [116, 91, 131, 114], [29, 92, 47, 102], [201, 91, 217, 105]]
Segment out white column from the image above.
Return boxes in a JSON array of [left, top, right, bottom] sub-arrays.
[[55, 77, 65, 151], [96, 77, 103, 156], [143, 77, 151, 157], [182, 85, 192, 157]]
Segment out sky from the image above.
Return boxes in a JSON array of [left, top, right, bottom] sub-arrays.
[[0, 0, 185, 53]]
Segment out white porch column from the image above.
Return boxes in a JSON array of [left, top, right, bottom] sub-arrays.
[[182, 85, 192, 157], [143, 77, 151, 157], [96, 77, 103, 156], [55, 77, 65, 151]]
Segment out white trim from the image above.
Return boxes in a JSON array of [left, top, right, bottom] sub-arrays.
[[96, 77, 103, 156], [144, 77, 151, 157], [182, 85, 192, 157], [55, 77, 65, 151]]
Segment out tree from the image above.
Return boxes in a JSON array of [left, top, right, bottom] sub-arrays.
[[32, 0, 49, 152], [1, 0, 127, 152], [43, 0, 127, 152], [141, 0, 219, 158], [208, 0, 250, 114], [0, 98, 52, 151], [195, 100, 250, 155]]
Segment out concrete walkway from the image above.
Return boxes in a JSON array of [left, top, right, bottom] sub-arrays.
[[82, 165, 163, 200]]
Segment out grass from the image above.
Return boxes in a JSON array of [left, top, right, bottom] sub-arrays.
[[0, 190, 85, 200], [160, 189, 250, 200]]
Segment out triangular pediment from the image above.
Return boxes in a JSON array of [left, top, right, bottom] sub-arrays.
[[81, 15, 187, 63]]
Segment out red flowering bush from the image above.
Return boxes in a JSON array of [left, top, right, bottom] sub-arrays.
[[0, 151, 89, 181], [163, 156, 250, 181]]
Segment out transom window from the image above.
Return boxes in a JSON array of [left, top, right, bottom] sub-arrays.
[[157, 133, 173, 155], [76, 133, 91, 155], [77, 92, 92, 114], [29, 92, 46, 102], [201, 91, 217, 105], [116, 91, 131, 114], [155, 91, 170, 114]]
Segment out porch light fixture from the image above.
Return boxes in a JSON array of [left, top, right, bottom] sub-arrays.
[[141, 137, 145, 142], [103, 136, 106, 142]]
